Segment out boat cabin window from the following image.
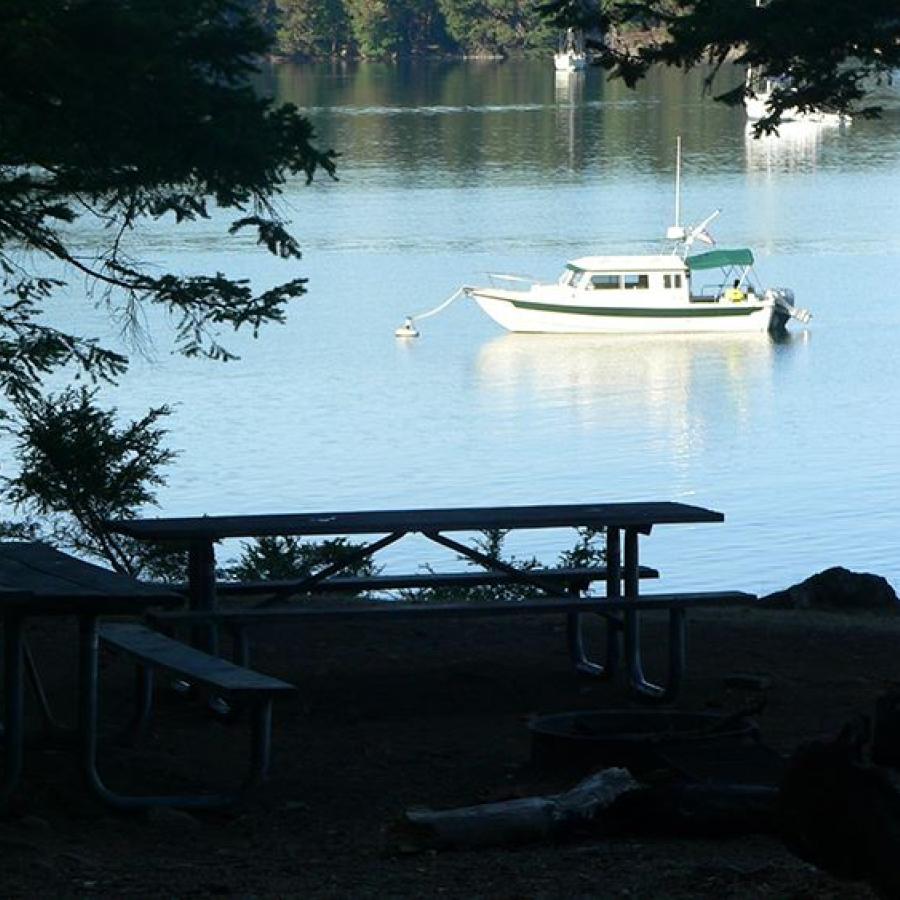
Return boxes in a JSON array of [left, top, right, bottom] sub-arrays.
[[663, 274, 683, 289], [590, 274, 620, 290], [623, 274, 649, 290]]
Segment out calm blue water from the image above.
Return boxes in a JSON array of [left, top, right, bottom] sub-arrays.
[[45, 61, 900, 594]]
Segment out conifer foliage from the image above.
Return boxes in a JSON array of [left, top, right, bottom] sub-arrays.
[[544, 0, 900, 131], [0, 0, 335, 568]]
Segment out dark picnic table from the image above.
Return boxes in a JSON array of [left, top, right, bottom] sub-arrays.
[[108, 501, 740, 700], [0, 541, 182, 809]]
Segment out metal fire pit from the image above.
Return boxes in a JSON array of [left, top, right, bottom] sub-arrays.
[[530, 710, 763, 781]]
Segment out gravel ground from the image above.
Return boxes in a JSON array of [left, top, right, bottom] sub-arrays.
[[2, 604, 896, 898]]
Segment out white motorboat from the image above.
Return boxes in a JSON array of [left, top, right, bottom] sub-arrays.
[[554, 29, 587, 71], [465, 250, 805, 335], [464, 140, 810, 336]]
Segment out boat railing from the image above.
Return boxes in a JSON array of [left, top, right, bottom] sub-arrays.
[[694, 281, 764, 302], [486, 273, 540, 288], [696, 282, 725, 299]]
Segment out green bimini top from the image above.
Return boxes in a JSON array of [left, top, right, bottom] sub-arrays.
[[687, 249, 754, 271]]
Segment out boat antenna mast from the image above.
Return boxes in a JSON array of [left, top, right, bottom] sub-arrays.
[[665, 135, 688, 250], [665, 136, 721, 257]]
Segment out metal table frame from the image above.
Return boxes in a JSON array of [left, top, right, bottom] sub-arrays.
[[0, 544, 199, 811], [110, 501, 724, 700]]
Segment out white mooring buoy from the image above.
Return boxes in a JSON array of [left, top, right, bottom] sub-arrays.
[[394, 316, 420, 338], [393, 287, 466, 338]]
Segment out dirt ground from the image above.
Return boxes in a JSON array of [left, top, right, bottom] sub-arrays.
[[2, 603, 897, 898]]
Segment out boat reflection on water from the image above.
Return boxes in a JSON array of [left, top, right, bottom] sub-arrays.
[[475, 331, 806, 450], [554, 69, 584, 105], [744, 119, 846, 174], [554, 70, 583, 168]]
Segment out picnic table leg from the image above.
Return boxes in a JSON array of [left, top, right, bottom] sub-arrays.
[[621, 529, 686, 703], [566, 604, 619, 679], [565, 530, 621, 679], [246, 700, 274, 787], [230, 625, 250, 667], [120, 664, 156, 746], [665, 608, 687, 700], [77, 614, 234, 810], [624, 529, 669, 703], [0, 613, 26, 809], [603, 526, 622, 675], [424, 529, 618, 677], [24, 639, 66, 734], [188, 539, 218, 654]]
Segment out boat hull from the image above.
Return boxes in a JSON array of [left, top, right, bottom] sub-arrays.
[[745, 96, 843, 125], [468, 289, 781, 335], [554, 52, 586, 71]]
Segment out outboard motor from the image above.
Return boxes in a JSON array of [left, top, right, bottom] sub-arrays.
[[766, 288, 811, 325]]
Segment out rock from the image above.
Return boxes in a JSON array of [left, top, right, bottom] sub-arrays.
[[760, 567, 898, 612], [872, 691, 900, 769], [778, 719, 900, 898]]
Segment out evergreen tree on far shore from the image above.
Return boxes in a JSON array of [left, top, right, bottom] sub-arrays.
[[270, 0, 555, 58], [276, 0, 350, 58]]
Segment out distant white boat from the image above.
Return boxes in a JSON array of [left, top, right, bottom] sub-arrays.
[[745, 68, 847, 126], [464, 138, 811, 335], [554, 29, 587, 72]]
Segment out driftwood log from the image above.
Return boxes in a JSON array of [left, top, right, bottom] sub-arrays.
[[392, 768, 639, 852], [390, 768, 780, 853]]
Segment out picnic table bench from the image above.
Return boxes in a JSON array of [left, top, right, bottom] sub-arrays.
[[206, 563, 659, 597], [110, 500, 756, 703], [148, 590, 755, 704], [184, 563, 659, 680], [99, 622, 295, 799]]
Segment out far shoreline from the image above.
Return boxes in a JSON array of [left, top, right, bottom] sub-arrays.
[[264, 28, 669, 67]]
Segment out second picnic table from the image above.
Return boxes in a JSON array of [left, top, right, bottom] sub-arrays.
[[109, 501, 753, 702]]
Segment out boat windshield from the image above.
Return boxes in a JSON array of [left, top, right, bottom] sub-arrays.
[[559, 267, 585, 287]]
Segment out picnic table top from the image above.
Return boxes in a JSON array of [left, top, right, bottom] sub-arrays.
[[107, 500, 723, 543], [0, 542, 181, 615]]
